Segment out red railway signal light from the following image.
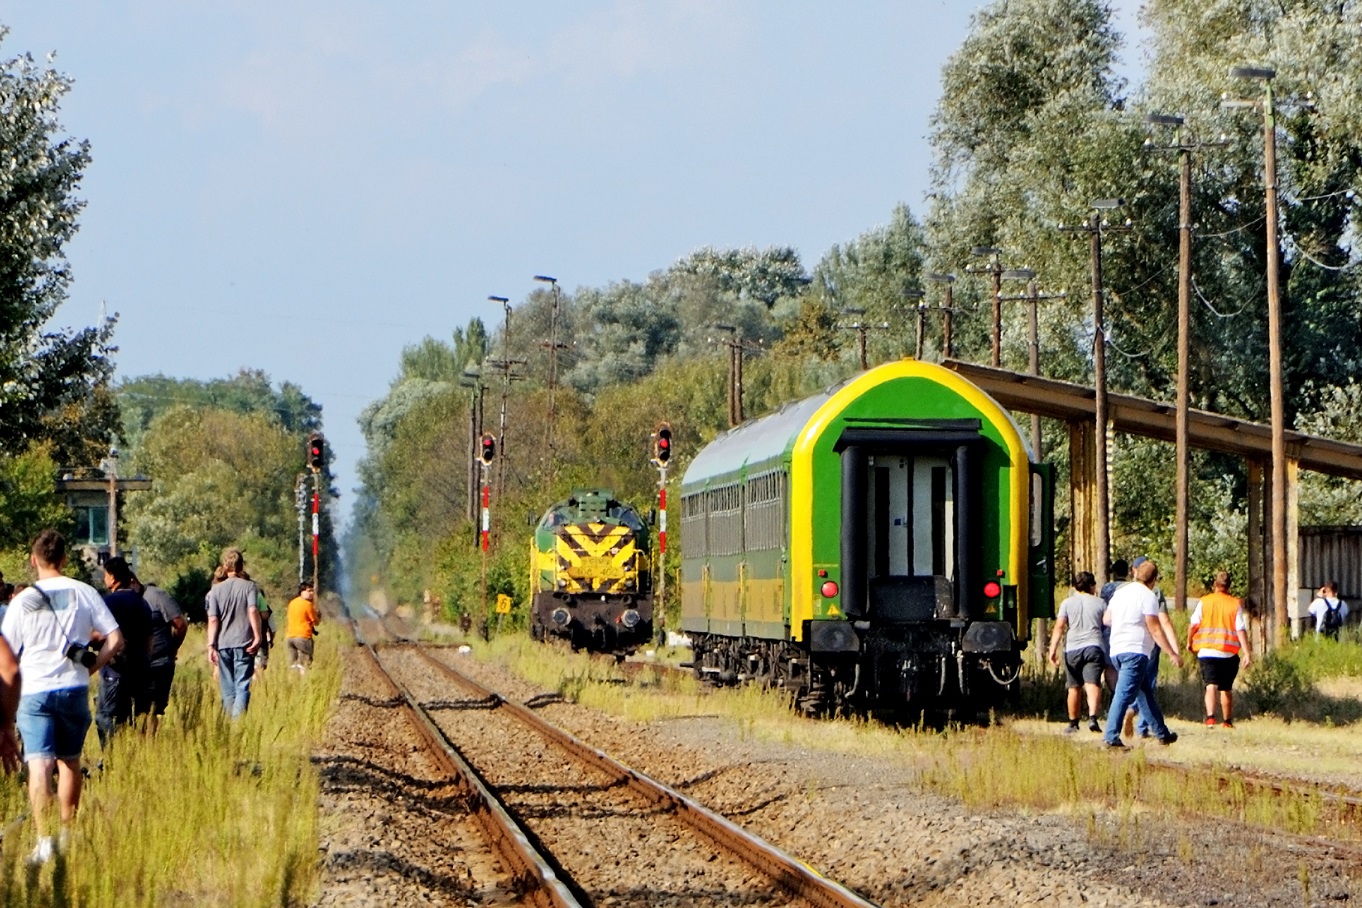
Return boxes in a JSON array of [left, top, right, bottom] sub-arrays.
[[307, 433, 325, 471], [653, 423, 672, 464], [480, 433, 497, 465]]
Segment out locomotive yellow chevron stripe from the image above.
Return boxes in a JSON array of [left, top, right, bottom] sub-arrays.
[[554, 522, 639, 594]]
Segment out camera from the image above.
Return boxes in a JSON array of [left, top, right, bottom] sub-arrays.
[[65, 642, 98, 670]]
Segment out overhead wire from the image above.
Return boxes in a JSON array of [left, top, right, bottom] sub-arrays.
[[1191, 279, 1250, 318]]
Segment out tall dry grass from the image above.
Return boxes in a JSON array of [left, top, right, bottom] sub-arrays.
[[0, 626, 340, 906]]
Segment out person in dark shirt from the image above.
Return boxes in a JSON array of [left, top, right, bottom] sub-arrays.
[[96, 557, 154, 746], [134, 579, 187, 734]]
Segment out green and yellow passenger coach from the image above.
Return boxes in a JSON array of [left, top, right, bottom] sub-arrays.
[[679, 359, 1055, 713]]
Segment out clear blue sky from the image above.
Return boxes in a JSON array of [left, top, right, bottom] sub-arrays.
[[4, 2, 1144, 525]]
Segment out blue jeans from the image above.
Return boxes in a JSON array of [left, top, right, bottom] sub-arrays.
[[1133, 646, 1161, 737], [1104, 652, 1171, 744], [217, 647, 255, 718], [17, 687, 92, 761]]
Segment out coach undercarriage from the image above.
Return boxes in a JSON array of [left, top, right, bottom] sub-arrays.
[[687, 623, 1021, 716]]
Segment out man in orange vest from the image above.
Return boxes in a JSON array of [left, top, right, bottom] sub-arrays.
[[1186, 571, 1252, 728]]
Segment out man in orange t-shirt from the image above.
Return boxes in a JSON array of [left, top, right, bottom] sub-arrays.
[[1186, 571, 1252, 727], [285, 583, 320, 672]]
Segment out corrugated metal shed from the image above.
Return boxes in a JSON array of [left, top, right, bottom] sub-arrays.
[[1299, 526, 1362, 602]]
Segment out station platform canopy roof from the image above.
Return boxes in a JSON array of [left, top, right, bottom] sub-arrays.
[[942, 360, 1362, 481]]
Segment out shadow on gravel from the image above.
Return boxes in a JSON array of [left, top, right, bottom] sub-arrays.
[[314, 754, 476, 815], [524, 692, 567, 709], [324, 848, 478, 901], [338, 692, 405, 709]]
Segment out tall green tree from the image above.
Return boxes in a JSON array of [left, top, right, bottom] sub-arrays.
[[0, 34, 117, 465]]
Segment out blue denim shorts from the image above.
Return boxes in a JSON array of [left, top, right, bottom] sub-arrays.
[[17, 687, 92, 761]]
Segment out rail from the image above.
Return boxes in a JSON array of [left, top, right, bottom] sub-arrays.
[[348, 621, 584, 908], [405, 645, 880, 908]]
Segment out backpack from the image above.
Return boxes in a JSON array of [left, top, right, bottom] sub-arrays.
[[1322, 599, 1344, 637]]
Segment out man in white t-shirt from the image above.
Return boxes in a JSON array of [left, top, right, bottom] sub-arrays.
[[1, 530, 124, 865], [1101, 560, 1183, 748], [1306, 582, 1349, 639]]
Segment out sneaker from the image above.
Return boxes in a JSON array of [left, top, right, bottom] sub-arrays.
[[1088, 718, 1102, 733], [1064, 724, 1079, 735], [1205, 716, 1217, 728], [1158, 732, 1179, 746], [1105, 739, 1127, 750], [26, 837, 54, 866], [1222, 720, 1235, 729]]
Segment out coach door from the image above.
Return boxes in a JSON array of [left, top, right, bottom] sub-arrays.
[[837, 423, 982, 622]]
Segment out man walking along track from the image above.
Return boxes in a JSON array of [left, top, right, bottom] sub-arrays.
[[1103, 560, 1183, 749], [205, 548, 262, 718], [3, 530, 124, 863], [1187, 571, 1251, 728]]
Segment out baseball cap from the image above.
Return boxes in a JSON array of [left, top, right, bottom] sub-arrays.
[[1132, 556, 1149, 568]]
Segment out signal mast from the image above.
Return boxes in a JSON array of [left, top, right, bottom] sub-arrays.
[[651, 423, 672, 638]]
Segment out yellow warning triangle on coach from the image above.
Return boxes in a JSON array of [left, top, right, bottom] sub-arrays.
[[826, 604, 841, 616]]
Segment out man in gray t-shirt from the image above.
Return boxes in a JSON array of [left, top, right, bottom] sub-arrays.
[[204, 549, 262, 718], [1047, 571, 1109, 733]]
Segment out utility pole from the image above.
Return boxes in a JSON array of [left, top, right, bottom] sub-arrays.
[[1061, 200, 1131, 578], [534, 275, 564, 498], [835, 308, 890, 371], [1145, 113, 1223, 611], [926, 273, 956, 360], [998, 269, 1065, 457], [1226, 65, 1288, 646], [966, 247, 1008, 367], [711, 324, 763, 426], [105, 446, 120, 557]]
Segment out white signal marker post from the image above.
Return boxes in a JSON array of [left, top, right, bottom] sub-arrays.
[[481, 464, 489, 634], [312, 477, 321, 595], [652, 422, 672, 640], [478, 433, 496, 636], [655, 466, 667, 641]]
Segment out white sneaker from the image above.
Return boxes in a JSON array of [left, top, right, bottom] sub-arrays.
[[26, 836, 54, 866]]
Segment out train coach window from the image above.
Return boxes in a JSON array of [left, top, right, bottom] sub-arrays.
[[1031, 478, 1044, 547], [744, 470, 787, 551]]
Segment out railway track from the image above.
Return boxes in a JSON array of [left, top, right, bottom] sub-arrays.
[[1140, 754, 1362, 853], [346, 629, 582, 907], [372, 639, 879, 908]]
